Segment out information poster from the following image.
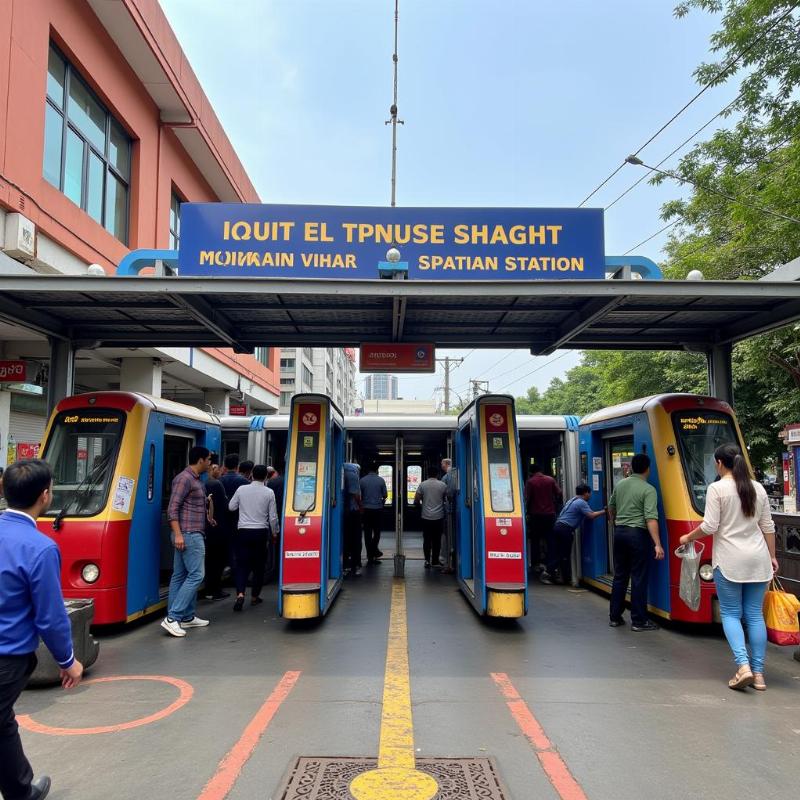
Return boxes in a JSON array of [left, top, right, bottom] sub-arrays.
[[489, 463, 513, 512], [112, 476, 135, 514]]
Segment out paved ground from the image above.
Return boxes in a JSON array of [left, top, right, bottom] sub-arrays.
[[16, 552, 800, 800]]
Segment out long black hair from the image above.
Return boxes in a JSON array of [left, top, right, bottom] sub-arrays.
[[714, 444, 756, 518]]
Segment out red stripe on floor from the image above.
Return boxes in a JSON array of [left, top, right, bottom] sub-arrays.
[[196, 671, 301, 800], [491, 672, 588, 800]]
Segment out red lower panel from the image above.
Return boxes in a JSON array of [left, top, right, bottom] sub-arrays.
[[484, 516, 526, 584], [37, 518, 131, 625], [666, 518, 715, 623], [282, 514, 323, 585]]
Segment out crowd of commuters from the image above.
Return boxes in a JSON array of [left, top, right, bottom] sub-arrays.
[[161, 451, 281, 636], [0, 438, 787, 800], [527, 447, 781, 689]]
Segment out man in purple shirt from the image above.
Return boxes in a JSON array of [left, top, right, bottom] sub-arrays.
[[161, 447, 212, 638], [1, 459, 83, 800]]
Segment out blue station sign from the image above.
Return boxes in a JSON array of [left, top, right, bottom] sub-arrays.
[[178, 203, 605, 280]]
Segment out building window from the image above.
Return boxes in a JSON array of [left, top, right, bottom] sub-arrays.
[[280, 377, 294, 386], [43, 45, 131, 243], [303, 348, 314, 361], [169, 192, 182, 249], [254, 346, 270, 367], [280, 391, 292, 406], [302, 365, 313, 390], [280, 357, 295, 369]]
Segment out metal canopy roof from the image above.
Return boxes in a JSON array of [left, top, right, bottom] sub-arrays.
[[0, 275, 799, 355]]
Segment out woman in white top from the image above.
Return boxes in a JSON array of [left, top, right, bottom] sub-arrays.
[[680, 444, 777, 691]]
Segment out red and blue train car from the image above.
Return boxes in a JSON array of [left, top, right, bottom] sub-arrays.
[[454, 395, 528, 617], [37, 392, 220, 624], [578, 394, 747, 622], [278, 394, 346, 619]]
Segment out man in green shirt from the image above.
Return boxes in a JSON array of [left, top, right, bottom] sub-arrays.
[[607, 453, 664, 631]]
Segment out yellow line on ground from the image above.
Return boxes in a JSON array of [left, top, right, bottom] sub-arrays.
[[376, 580, 415, 770], [349, 579, 438, 800]]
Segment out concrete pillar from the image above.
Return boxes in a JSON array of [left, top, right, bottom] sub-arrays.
[[707, 343, 734, 405], [120, 358, 162, 397], [203, 388, 230, 415], [47, 337, 75, 417], [0, 390, 11, 468]]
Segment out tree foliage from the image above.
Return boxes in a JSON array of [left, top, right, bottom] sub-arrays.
[[515, 0, 800, 470]]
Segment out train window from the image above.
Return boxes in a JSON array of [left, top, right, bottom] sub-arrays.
[[147, 443, 155, 501], [406, 465, 421, 506], [41, 408, 125, 517], [293, 430, 320, 513], [485, 431, 514, 512], [673, 411, 741, 513], [378, 465, 393, 505]]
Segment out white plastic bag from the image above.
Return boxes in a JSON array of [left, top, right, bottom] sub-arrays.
[[674, 541, 704, 612]]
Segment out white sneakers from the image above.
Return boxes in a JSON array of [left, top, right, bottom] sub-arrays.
[[180, 616, 209, 628], [160, 618, 186, 637], [161, 616, 210, 637]]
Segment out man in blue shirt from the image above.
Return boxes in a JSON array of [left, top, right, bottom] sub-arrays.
[[360, 463, 388, 565], [343, 463, 362, 576], [541, 483, 606, 585], [1, 459, 83, 800]]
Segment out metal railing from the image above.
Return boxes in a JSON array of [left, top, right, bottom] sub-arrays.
[[773, 513, 800, 599]]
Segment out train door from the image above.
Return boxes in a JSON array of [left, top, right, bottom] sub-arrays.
[[159, 432, 193, 585], [279, 394, 344, 619], [603, 437, 635, 575], [455, 417, 475, 590], [455, 396, 526, 617]]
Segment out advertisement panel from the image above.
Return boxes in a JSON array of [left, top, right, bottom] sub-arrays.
[[360, 343, 435, 373], [178, 203, 605, 280], [0, 361, 26, 382]]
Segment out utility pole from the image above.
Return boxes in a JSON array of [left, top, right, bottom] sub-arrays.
[[470, 379, 490, 399], [437, 356, 463, 413], [385, 0, 404, 207]]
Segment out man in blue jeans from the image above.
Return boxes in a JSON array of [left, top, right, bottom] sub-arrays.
[[161, 446, 212, 637]]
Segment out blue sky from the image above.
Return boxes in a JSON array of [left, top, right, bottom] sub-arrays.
[[160, 0, 738, 404]]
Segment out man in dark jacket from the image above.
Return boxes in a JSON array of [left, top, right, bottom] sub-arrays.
[[204, 456, 230, 601]]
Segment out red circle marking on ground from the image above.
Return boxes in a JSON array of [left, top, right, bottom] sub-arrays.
[[17, 675, 194, 736]]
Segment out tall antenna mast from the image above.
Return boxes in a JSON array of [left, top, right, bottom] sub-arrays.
[[386, 0, 404, 207]]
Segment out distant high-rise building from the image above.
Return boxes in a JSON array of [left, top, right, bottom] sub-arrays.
[[364, 374, 399, 400], [278, 347, 357, 413]]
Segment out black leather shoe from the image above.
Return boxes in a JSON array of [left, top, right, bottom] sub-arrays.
[[29, 776, 51, 800], [608, 618, 625, 628], [233, 596, 244, 612], [631, 620, 659, 632]]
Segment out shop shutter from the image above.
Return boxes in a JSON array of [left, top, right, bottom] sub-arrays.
[[8, 411, 48, 458]]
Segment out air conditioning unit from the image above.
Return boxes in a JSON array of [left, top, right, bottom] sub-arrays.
[[3, 213, 36, 261]]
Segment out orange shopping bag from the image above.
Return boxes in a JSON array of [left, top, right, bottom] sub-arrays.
[[763, 579, 800, 646]]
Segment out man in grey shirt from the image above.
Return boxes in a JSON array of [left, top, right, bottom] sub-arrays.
[[228, 464, 279, 611], [414, 467, 448, 569], [360, 463, 388, 564]]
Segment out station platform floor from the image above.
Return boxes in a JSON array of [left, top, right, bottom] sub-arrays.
[[16, 554, 800, 800]]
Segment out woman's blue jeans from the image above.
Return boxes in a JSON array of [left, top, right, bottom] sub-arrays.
[[713, 568, 769, 673]]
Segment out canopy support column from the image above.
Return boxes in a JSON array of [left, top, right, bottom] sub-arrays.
[[47, 337, 75, 417], [707, 343, 733, 405]]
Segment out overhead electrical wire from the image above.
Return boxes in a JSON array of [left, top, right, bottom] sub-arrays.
[[577, 3, 800, 208], [620, 141, 797, 257], [495, 351, 572, 393], [605, 93, 743, 212]]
